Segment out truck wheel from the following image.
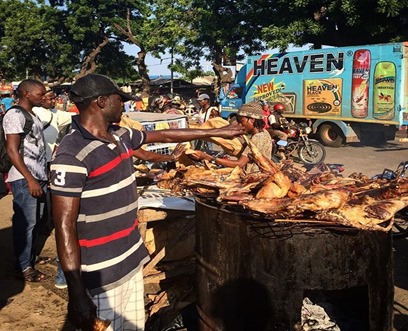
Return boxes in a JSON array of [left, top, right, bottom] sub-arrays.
[[318, 124, 344, 147]]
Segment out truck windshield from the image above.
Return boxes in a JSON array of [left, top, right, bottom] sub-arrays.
[[227, 86, 243, 99]]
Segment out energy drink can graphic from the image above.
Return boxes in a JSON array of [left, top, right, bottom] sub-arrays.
[[373, 61, 396, 120], [351, 49, 370, 118]]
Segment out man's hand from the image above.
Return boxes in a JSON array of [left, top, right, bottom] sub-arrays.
[[27, 178, 44, 197], [67, 290, 97, 331], [213, 124, 246, 138], [187, 150, 211, 161]]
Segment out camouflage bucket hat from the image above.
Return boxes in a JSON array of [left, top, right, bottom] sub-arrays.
[[237, 101, 264, 120]]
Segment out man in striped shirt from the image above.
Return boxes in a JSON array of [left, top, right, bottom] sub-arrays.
[[50, 74, 245, 331]]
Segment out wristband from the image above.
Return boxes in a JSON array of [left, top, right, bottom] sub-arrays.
[[210, 156, 217, 164]]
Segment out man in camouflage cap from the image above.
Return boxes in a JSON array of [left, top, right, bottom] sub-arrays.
[[237, 101, 265, 120], [189, 101, 274, 173]]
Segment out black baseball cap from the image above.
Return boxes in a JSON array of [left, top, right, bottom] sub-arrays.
[[69, 74, 134, 103]]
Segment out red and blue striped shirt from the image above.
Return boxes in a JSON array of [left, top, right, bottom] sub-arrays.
[[50, 116, 150, 295]]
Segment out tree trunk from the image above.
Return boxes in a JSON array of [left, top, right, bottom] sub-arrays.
[[212, 50, 225, 98], [75, 36, 109, 80], [136, 49, 151, 97], [113, 10, 151, 99], [46, 77, 67, 88]]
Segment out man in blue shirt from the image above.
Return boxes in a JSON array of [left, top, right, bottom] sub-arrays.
[[1, 92, 16, 112]]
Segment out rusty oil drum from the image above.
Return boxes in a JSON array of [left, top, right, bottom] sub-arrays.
[[195, 199, 394, 331]]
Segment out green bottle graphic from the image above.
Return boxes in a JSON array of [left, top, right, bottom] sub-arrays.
[[373, 61, 396, 120]]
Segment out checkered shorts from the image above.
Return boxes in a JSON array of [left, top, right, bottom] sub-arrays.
[[91, 268, 145, 331]]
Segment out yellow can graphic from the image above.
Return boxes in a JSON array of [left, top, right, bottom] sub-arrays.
[[373, 61, 396, 120]]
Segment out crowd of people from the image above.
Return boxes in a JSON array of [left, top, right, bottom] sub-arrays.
[[1, 74, 290, 330]]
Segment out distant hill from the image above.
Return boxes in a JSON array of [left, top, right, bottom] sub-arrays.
[[149, 75, 180, 80]]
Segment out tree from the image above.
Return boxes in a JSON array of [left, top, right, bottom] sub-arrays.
[[114, 0, 197, 97], [96, 43, 140, 83], [262, 0, 408, 50], [3, 0, 408, 91], [182, 0, 269, 95], [61, 0, 140, 80], [171, 59, 214, 83], [0, 0, 70, 81], [0, 0, 139, 84]]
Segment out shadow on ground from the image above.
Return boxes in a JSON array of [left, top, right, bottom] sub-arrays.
[[0, 225, 24, 310], [393, 238, 408, 331]]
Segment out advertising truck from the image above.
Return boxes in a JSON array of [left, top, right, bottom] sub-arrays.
[[218, 42, 408, 146]]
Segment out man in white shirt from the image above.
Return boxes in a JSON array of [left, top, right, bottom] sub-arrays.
[[197, 93, 219, 124], [33, 89, 74, 163], [33, 88, 74, 289], [3, 79, 49, 282]]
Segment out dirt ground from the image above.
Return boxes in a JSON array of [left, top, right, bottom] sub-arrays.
[[0, 194, 71, 331], [0, 192, 408, 331]]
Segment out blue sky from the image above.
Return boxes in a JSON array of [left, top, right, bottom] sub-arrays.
[[123, 43, 212, 76], [123, 43, 313, 76]]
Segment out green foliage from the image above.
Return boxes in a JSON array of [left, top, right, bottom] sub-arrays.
[[178, 0, 268, 71], [262, 0, 408, 49], [96, 43, 140, 82], [113, 0, 196, 58], [0, 0, 143, 82], [1, 0, 408, 84], [0, 1, 61, 79], [171, 58, 214, 82]]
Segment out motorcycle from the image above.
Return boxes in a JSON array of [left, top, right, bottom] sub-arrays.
[[372, 161, 408, 239], [149, 95, 172, 113], [274, 121, 326, 165]]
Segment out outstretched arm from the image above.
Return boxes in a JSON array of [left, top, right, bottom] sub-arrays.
[[144, 124, 245, 144]]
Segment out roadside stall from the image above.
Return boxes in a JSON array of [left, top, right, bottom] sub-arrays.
[[126, 111, 403, 330], [126, 111, 188, 154], [154, 138, 406, 331]]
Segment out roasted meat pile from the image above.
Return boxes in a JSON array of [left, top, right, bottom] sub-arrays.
[[156, 142, 408, 232]]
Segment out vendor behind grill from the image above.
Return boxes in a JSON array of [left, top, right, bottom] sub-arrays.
[[188, 101, 273, 173]]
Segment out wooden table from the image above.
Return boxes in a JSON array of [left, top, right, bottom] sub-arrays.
[[137, 186, 196, 280]]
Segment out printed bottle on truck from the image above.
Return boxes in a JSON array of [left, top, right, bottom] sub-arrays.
[[351, 49, 370, 118], [373, 61, 396, 120]]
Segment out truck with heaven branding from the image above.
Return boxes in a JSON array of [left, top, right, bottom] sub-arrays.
[[218, 42, 408, 147]]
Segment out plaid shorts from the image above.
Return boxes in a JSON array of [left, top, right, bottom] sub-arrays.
[[92, 268, 145, 331]]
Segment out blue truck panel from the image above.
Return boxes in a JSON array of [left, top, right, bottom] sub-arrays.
[[219, 42, 408, 145]]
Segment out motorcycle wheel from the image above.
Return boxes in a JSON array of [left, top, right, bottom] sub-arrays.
[[392, 208, 408, 239], [285, 141, 298, 157], [298, 141, 326, 165]]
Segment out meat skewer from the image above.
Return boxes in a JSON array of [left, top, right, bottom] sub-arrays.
[[241, 135, 279, 175], [316, 196, 408, 232]]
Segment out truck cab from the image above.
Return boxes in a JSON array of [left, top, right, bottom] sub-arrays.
[[218, 67, 247, 120]]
